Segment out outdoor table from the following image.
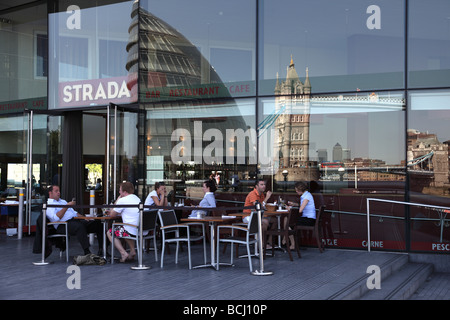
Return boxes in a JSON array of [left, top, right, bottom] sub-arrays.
[[74, 215, 116, 260], [181, 215, 239, 270]]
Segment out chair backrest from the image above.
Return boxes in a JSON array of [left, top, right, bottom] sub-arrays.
[[142, 209, 158, 231], [288, 207, 299, 228], [158, 209, 178, 227], [315, 205, 325, 227], [248, 211, 260, 234]]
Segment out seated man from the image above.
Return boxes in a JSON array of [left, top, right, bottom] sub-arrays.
[[243, 179, 274, 247], [46, 185, 103, 255], [106, 181, 142, 262]]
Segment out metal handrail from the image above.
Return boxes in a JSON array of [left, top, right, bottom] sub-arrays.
[[366, 198, 450, 252]]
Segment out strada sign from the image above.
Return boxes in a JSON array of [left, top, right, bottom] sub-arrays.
[[57, 78, 253, 107], [58, 76, 135, 108]]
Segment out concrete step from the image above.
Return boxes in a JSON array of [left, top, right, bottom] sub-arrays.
[[360, 262, 433, 300], [328, 254, 410, 300]]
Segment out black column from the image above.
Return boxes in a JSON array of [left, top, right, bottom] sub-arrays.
[[62, 111, 83, 206]]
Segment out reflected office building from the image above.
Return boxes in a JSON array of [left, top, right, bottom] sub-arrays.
[[0, 0, 449, 254], [129, 4, 253, 185]]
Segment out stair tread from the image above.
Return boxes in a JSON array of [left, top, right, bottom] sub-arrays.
[[361, 262, 433, 300]]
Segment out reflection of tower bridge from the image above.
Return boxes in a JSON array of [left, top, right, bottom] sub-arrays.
[[319, 165, 407, 176], [259, 93, 404, 136], [309, 93, 404, 109], [319, 150, 436, 178], [407, 150, 435, 176]]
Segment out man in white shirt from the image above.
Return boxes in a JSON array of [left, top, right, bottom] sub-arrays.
[[46, 185, 103, 255], [106, 182, 141, 262]]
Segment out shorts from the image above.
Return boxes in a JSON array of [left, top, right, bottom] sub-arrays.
[[109, 225, 135, 238], [296, 217, 316, 226]]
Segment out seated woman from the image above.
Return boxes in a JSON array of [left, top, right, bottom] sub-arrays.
[[288, 181, 316, 226], [189, 180, 216, 217], [144, 181, 168, 207]]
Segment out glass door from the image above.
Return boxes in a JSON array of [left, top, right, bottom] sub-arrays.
[[106, 103, 140, 203], [22, 111, 62, 234]]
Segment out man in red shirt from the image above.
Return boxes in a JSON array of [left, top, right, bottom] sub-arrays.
[[243, 179, 273, 247], [244, 179, 272, 214]]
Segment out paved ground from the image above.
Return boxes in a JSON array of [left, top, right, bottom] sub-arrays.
[[1, 232, 449, 305], [409, 273, 450, 300]]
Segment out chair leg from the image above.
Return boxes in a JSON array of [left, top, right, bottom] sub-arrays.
[[315, 229, 324, 253], [246, 242, 253, 273], [285, 232, 293, 261], [294, 231, 301, 258], [187, 241, 192, 270], [160, 238, 165, 268], [111, 233, 115, 264], [271, 235, 275, 257], [153, 236, 158, 261], [230, 241, 234, 266], [216, 238, 221, 271], [65, 234, 69, 263]]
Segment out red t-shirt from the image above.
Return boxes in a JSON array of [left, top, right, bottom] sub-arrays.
[[243, 188, 265, 213]]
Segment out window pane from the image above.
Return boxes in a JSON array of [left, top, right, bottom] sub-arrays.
[[48, 1, 136, 109], [408, 0, 450, 88], [139, 0, 256, 103], [408, 90, 450, 251], [259, 90, 406, 250], [144, 98, 257, 200], [260, 0, 405, 94], [0, 4, 47, 112]]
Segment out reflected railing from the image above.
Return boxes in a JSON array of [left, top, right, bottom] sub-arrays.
[[366, 198, 450, 252]]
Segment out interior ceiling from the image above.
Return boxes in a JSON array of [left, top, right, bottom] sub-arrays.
[[0, 1, 35, 11]]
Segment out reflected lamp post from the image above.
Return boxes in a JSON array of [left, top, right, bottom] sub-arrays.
[[338, 167, 345, 181], [282, 169, 288, 192]]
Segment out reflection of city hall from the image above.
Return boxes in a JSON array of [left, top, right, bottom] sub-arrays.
[[272, 58, 449, 193]]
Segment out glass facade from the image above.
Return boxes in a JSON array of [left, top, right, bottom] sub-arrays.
[[48, 0, 136, 109], [0, 0, 449, 253], [260, 0, 405, 94]]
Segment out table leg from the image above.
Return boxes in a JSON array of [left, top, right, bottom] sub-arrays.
[[193, 222, 216, 269]]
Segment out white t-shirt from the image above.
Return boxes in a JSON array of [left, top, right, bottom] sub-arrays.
[[144, 190, 160, 206], [115, 194, 141, 235]]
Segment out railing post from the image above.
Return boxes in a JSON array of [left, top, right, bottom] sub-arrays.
[[89, 189, 95, 245], [251, 201, 273, 276], [131, 203, 151, 270], [33, 203, 50, 265], [18, 188, 24, 239], [366, 198, 371, 252]]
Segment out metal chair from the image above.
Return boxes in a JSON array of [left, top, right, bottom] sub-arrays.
[[111, 209, 159, 264], [157, 209, 206, 269], [47, 221, 69, 262], [216, 211, 259, 272], [142, 209, 159, 262], [293, 205, 325, 253]]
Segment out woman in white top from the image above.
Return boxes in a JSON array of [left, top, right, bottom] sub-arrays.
[[190, 180, 217, 217], [144, 181, 168, 207], [106, 182, 141, 262]]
